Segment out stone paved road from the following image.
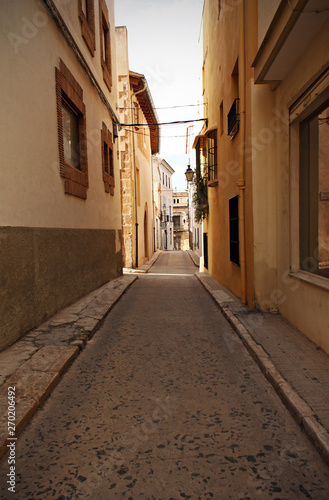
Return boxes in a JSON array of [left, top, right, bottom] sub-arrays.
[[1, 251, 329, 499]]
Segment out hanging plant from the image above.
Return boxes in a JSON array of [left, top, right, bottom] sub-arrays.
[[192, 169, 208, 223]]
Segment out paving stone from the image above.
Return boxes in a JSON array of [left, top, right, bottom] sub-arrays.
[[75, 318, 100, 331], [0, 343, 39, 385], [48, 313, 80, 325], [0, 370, 60, 402], [196, 271, 329, 465], [18, 345, 78, 373]]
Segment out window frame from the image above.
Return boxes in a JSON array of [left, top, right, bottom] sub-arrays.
[[78, 0, 96, 55], [229, 195, 240, 266], [56, 60, 88, 199], [99, 0, 112, 91], [101, 122, 115, 195], [299, 100, 329, 278], [289, 70, 329, 283], [207, 129, 218, 184]]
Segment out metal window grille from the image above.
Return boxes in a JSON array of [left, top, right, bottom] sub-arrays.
[[207, 130, 217, 181], [229, 195, 239, 265], [228, 98, 240, 139]]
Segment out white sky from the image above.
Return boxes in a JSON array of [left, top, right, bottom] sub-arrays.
[[114, 0, 204, 191]]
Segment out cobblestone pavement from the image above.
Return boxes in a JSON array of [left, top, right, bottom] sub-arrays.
[[1, 251, 329, 498]]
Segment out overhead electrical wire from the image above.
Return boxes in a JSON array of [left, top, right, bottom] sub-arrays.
[[121, 127, 196, 139], [120, 118, 207, 127], [118, 103, 205, 111]]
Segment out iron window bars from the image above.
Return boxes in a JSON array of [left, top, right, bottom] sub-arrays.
[[228, 98, 240, 139]]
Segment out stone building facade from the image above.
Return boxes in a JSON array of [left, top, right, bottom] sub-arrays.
[[153, 157, 175, 251], [173, 192, 190, 251], [116, 27, 159, 268]]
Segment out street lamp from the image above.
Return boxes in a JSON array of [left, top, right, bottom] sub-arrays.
[[185, 164, 194, 183]]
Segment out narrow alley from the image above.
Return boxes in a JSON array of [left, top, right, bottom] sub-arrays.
[[1, 252, 328, 499]]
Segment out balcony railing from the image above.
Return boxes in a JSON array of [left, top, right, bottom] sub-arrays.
[[228, 98, 240, 139]]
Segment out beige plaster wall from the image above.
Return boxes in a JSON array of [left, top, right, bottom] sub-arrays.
[[250, 83, 278, 311], [271, 19, 329, 352], [0, 0, 121, 232], [0, 0, 123, 350]]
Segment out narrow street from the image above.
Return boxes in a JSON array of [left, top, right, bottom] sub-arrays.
[[1, 252, 329, 499]]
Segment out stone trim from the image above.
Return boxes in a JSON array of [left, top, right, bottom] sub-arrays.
[[78, 0, 96, 56], [56, 59, 88, 199]]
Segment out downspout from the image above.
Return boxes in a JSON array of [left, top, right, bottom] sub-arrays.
[[131, 82, 147, 268], [239, 0, 247, 305]]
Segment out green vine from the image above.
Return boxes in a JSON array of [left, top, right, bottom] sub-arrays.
[[192, 169, 208, 223]]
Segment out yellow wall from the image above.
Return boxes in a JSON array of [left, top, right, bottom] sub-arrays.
[[272, 19, 329, 353], [203, 0, 256, 304]]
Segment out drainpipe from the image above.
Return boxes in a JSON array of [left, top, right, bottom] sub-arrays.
[[131, 82, 147, 268], [239, 0, 247, 305]]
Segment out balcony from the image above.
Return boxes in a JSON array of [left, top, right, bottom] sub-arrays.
[[228, 98, 240, 139]]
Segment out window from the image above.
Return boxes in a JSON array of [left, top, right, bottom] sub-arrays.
[[62, 102, 79, 168], [229, 196, 239, 265], [101, 122, 115, 195], [168, 177, 170, 189], [56, 60, 88, 199], [228, 98, 240, 139], [78, 0, 95, 55], [99, 0, 112, 91], [228, 59, 240, 139], [220, 100, 224, 135], [162, 172, 165, 185], [166, 175, 168, 187], [300, 101, 329, 278], [207, 130, 218, 182]]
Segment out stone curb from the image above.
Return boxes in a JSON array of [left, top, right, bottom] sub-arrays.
[[187, 249, 200, 268], [0, 275, 137, 460], [196, 272, 329, 467], [123, 250, 163, 274]]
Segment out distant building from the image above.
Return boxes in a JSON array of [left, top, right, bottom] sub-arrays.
[[186, 126, 203, 263], [173, 192, 189, 251], [116, 27, 160, 268], [0, 0, 122, 350], [153, 157, 175, 251]]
